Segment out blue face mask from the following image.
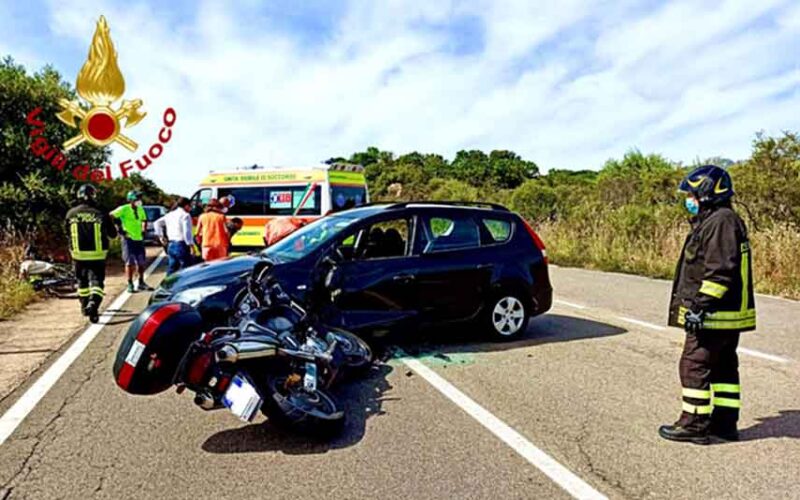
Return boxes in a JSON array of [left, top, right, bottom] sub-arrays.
[[685, 197, 699, 216]]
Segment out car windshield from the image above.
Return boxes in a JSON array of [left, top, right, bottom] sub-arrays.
[[263, 215, 357, 262]]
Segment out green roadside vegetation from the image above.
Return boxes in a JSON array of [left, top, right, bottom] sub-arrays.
[[332, 132, 800, 300], [0, 57, 173, 319], [3, 55, 799, 321]]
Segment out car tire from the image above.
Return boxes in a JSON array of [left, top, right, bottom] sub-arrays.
[[483, 292, 529, 341]]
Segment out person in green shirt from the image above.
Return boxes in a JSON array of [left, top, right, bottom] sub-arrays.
[[111, 191, 152, 292]]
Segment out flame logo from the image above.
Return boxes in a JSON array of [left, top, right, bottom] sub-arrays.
[[76, 16, 125, 106], [56, 16, 145, 152]]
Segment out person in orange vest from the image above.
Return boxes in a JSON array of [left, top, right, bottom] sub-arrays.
[[263, 217, 306, 246], [195, 198, 229, 261]]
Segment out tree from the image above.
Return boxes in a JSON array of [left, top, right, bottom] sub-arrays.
[[596, 149, 683, 207], [0, 57, 172, 247], [731, 131, 800, 229], [0, 57, 109, 185]]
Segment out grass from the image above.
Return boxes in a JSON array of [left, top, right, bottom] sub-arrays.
[[538, 219, 800, 301], [0, 235, 38, 320]]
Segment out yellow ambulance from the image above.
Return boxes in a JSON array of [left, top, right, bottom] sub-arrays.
[[189, 163, 369, 248]]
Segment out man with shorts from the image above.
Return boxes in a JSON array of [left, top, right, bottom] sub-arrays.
[[111, 191, 152, 292]]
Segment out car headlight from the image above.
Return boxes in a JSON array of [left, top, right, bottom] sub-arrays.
[[172, 285, 227, 307]]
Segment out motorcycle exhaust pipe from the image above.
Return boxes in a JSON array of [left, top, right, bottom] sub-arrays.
[[216, 340, 277, 363]]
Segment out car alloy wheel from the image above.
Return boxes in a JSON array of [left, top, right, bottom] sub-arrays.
[[492, 296, 526, 336]]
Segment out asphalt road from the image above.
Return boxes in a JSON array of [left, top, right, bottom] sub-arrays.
[[1, 264, 799, 499]]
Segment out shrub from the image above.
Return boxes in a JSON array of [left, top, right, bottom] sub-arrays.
[[0, 230, 38, 319]]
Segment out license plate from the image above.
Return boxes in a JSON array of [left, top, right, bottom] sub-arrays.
[[303, 362, 317, 392], [222, 373, 262, 422]]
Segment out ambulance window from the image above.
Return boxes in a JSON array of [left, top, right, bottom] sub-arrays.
[[218, 187, 266, 216], [331, 186, 366, 213], [265, 186, 321, 216]]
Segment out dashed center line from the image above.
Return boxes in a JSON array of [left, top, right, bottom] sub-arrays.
[[736, 348, 789, 364], [554, 299, 587, 310], [616, 316, 667, 331], [553, 298, 790, 364]]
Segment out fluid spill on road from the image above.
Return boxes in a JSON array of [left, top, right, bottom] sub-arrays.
[[384, 346, 476, 368]]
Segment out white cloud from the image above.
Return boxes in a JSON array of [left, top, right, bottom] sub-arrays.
[[3, 0, 797, 193]]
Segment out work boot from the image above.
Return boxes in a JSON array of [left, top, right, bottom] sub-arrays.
[[84, 305, 99, 324], [709, 419, 739, 442], [658, 424, 710, 445], [137, 280, 153, 292]]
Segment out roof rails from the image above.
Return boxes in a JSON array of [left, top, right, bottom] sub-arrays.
[[385, 201, 510, 212]]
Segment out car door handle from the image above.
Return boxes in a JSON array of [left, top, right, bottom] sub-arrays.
[[476, 263, 494, 270], [393, 273, 416, 282]]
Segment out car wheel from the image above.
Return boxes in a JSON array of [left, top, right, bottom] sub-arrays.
[[484, 293, 529, 341]]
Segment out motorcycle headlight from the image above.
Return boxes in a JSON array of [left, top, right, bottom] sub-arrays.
[[172, 285, 227, 307]]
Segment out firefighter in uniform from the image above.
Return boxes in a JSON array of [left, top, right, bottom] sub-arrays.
[[659, 165, 756, 444], [65, 184, 117, 323]]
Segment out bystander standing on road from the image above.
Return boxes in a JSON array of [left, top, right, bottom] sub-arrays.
[[64, 184, 117, 323], [154, 197, 195, 275], [195, 198, 229, 261], [111, 191, 153, 292]]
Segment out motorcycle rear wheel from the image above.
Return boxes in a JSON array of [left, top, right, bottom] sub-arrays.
[[261, 375, 345, 437]]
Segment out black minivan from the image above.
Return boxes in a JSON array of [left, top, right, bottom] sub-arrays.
[[152, 202, 552, 340]]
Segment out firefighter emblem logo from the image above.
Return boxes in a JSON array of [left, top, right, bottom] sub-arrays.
[[56, 15, 146, 152]]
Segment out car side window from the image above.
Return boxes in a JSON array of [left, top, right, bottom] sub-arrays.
[[359, 218, 411, 260], [481, 218, 512, 245], [423, 215, 480, 253]]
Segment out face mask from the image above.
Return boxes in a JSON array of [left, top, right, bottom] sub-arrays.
[[222, 207, 228, 214], [684, 197, 699, 216]]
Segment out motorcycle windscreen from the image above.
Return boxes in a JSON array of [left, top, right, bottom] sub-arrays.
[[113, 302, 204, 395]]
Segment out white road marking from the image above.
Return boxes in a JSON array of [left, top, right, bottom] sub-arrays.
[[737, 347, 789, 364], [401, 356, 607, 500], [616, 316, 667, 331], [612, 315, 790, 364], [554, 299, 587, 310], [0, 254, 164, 447]]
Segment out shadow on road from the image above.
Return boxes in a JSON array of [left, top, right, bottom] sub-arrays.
[[740, 410, 800, 441], [372, 313, 628, 359], [201, 363, 395, 455]]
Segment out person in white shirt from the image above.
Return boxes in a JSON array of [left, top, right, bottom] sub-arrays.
[[154, 197, 195, 275]]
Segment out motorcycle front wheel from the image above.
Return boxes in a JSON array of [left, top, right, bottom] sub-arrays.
[[261, 375, 345, 437]]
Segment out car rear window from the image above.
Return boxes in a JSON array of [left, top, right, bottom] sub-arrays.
[[481, 218, 512, 244]]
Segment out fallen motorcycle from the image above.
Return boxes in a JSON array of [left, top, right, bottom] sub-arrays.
[[19, 258, 76, 298], [232, 259, 373, 376], [112, 260, 371, 437]]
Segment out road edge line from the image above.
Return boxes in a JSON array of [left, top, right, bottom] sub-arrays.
[[0, 253, 164, 447], [401, 356, 607, 500]]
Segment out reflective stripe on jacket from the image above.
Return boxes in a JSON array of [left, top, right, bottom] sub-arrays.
[[65, 203, 117, 261], [668, 205, 756, 332]]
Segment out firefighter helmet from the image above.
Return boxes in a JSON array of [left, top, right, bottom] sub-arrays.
[[679, 165, 734, 204], [77, 184, 97, 202]]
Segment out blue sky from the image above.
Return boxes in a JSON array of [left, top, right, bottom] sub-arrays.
[[2, 0, 799, 193]]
